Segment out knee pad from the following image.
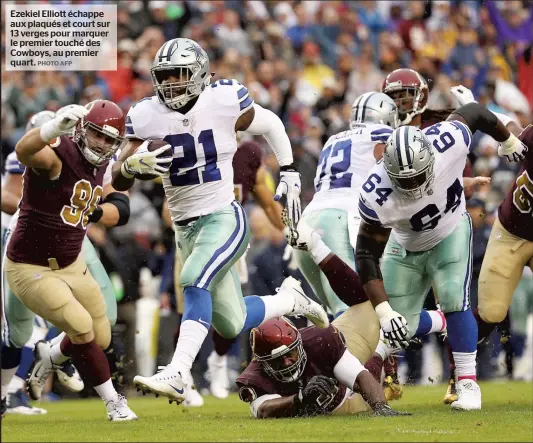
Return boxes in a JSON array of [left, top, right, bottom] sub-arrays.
[[212, 313, 244, 340], [62, 300, 93, 337], [93, 316, 111, 350], [435, 281, 466, 313], [479, 303, 507, 324]]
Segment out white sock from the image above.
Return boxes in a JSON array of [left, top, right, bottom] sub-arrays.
[[170, 320, 209, 373], [49, 331, 66, 347], [50, 342, 69, 365], [1, 367, 18, 400], [94, 378, 118, 403], [7, 375, 25, 394], [428, 310, 446, 333], [453, 351, 477, 381], [209, 350, 227, 367], [260, 293, 295, 320]]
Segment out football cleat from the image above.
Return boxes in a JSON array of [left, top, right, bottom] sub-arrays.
[[1, 397, 6, 418], [279, 276, 329, 328], [6, 390, 48, 415], [106, 394, 138, 421], [206, 352, 230, 399], [133, 365, 186, 404], [26, 341, 54, 401], [443, 377, 458, 404], [181, 370, 204, 407], [450, 379, 481, 411], [56, 361, 84, 393]]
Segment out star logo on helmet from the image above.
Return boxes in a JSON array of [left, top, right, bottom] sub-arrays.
[[185, 44, 204, 62]]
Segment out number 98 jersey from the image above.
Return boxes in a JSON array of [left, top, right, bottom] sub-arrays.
[[125, 79, 254, 222], [303, 123, 393, 216], [359, 120, 473, 251]]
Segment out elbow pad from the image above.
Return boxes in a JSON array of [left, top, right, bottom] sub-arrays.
[[355, 235, 384, 285], [105, 192, 130, 226], [453, 103, 498, 135]]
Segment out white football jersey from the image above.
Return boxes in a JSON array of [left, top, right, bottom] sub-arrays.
[[303, 123, 393, 215], [1, 151, 24, 230], [125, 79, 254, 222], [359, 120, 472, 251]]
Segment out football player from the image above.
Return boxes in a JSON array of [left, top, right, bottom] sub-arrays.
[[451, 87, 533, 369], [1, 108, 130, 414], [111, 37, 327, 404], [237, 316, 411, 418], [354, 99, 526, 410], [2, 101, 137, 421]]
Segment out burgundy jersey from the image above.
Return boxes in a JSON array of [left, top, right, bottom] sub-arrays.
[[236, 325, 348, 414], [498, 125, 533, 241], [7, 137, 106, 268], [232, 141, 263, 204]]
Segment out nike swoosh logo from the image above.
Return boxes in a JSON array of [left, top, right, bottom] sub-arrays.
[[83, 268, 88, 275], [198, 318, 210, 327], [139, 158, 150, 168], [295, 288, 311, 304], [170, 385, 184, 395]]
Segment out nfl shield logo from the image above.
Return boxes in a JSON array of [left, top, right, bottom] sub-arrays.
[[183, 119, 189, 127], [391, 247, 400, 255]]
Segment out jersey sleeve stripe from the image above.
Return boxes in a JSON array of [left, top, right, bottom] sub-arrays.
[[237, 86, 249, 100], [371, 134, 391, 142], [358, 197, 380, 222], [6, 162, 24, 174], [370, 128, 393, 136], [239, 95, 254, 111], [450, 121, 472, 151], [126, 125, 136, 136]]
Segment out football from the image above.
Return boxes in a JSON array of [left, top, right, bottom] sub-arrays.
[[135, 139, 173, 181]]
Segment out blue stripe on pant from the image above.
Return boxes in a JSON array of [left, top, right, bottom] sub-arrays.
[[462, 213, 473, 311], [193, 201, 247, 289]]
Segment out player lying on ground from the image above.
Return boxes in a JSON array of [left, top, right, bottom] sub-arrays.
[[237, 316, 411, 418], [2, 101, 137, 421], [111, 37, 327, 405]]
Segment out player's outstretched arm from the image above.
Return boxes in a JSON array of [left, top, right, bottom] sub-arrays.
[[1, 173, 23, 215], [254, 395, 304, 419], [252, 166, 285, 231], [87, 184, 130, 228]]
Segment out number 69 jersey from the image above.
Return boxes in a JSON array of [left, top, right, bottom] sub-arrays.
[[303, 123, 393, 215], [125, 79, 254, 222], [359, 120, 473, 252]]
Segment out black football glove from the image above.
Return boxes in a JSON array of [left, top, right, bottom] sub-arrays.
[[295, 376, 339, 412], [372, 402, 412, 417]]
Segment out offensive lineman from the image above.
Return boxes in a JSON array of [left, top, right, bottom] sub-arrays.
[[110, 37, 327, 404], [355, 100, 527, 410], [2, 101, 137, 421]]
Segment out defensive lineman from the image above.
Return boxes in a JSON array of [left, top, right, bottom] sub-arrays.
[[111, 38, 328, 404]]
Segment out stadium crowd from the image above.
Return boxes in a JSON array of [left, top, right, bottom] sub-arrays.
[[1, 0, 532, 402]]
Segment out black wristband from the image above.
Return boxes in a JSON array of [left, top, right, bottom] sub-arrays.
[[105, 192, 130, 226], [280, 164, 298, 172], [87, 206, 104, 223]]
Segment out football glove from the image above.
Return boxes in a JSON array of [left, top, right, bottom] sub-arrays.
[[121, 140, 173, 178], [40, 105, 88, 143], [498, 133, 528, 163], [372, 402, 412, 417], [283, 217, 322, 252], [275, 166, 302, 237], [295, 376, 339, 412], [375, 302, 410, 349], [450, 85, 477, 107]]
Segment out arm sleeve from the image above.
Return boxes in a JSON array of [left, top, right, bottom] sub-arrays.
[[333, 349, 368, 390], [249, 394, 282, 418], [243, 104, 294, 167]]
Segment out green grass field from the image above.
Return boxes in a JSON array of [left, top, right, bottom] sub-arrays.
[[2, 381, 532, 442]]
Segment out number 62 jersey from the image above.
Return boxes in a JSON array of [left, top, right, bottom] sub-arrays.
[[359, 120, 473, 252], [125, 79, 254, 222]]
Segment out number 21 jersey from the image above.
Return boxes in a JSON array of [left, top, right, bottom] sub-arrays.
[[359, 120, 473, 251], [125, 79, 254, 222]]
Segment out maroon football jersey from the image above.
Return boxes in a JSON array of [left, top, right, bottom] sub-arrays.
[[7, 137, 107, 268], [236, 325, 348, 414], [498, 125, 533, 241], [232, 141, 263, 204]]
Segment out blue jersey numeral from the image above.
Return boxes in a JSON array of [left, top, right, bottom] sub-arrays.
[[425, 123, 456, 153], [166, 129, 222, 187], [410, 179, 463, 231], [362, 173, 393, 206], [315, 140, 352, 191]]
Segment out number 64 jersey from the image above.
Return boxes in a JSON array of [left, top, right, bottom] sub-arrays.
[[359, 120, 473, 252], [125, 79, 254, 222]]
